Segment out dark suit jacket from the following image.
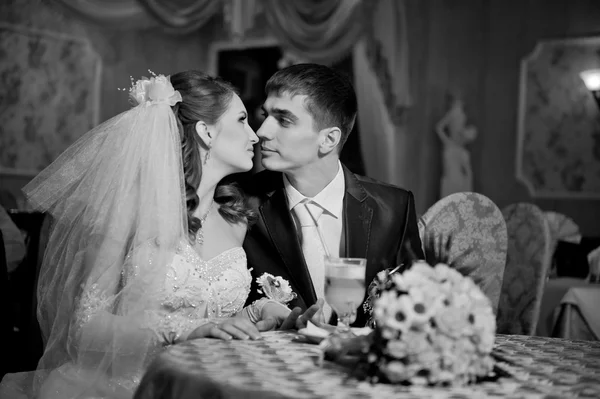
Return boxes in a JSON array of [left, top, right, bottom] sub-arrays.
[[242, 164, 424, 327]]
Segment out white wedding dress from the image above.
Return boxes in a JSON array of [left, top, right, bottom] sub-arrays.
[[0, 71, 260, 399], [0, 241, 252, 399]]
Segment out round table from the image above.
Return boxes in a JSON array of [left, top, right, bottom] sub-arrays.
[[156, 331, 600, 398]]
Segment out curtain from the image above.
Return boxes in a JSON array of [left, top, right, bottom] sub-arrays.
[[353, 38, 400, 184], [353, 0, 412, 186], [52, 0, 155, 28], [261, 0, 363, 64], [52, 0, 221, 34], [50, 0, 412, 186], [137, 0, 221, 34]]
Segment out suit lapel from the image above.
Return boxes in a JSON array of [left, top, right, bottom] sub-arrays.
[[257, 166, 373, 308], [342, 167, 373, 260], [260, 185, 317, 305]]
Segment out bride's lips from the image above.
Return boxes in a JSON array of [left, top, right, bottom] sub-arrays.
[[261, 147, 275, 153]]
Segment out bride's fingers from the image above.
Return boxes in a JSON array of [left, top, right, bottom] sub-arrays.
[[222, 319, 263, 340], [256, 317, 278, 332], [232, 319, 262, 340], [187, 323, 229, 340], [208, 325, 233, 341], [218, 323, 250, 340]]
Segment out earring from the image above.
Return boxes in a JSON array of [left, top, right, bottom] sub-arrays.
[[203, 145, 211, 165]]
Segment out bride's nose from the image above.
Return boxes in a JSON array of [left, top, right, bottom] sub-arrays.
[[248, 126, 258, 144]]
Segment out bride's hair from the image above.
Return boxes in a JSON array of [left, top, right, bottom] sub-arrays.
[[170, 71, 256, 240]]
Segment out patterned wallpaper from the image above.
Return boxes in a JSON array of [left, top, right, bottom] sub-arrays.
[[517, 36, 600, 199], [0, 23, 101, 176]]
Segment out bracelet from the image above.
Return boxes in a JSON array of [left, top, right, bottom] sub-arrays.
[[246, 299, 266, 324], [246, 298, 290, 324]]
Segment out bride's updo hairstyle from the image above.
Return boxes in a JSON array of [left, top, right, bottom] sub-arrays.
[[170, 71, 256, 241]]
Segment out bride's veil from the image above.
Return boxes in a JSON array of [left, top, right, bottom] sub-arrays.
[[0, 74, 188, 398]]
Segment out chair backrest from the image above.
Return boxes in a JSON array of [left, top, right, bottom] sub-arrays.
[[545, 211, 581, 245], [0, 230, 12, 378], [419, 192, 507, 313], [7, 210, 47, 371], [497, 203, 552, 335]]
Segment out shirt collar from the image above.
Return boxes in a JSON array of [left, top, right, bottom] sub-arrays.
[[284, 161, 345, 218]]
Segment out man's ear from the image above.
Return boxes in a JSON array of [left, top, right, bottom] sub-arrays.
[[319, 127, 342, 155], [195, 121, 212, 147]]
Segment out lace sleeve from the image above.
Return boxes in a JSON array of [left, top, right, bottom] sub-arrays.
[[74, 282, 212, 350], [74, 283, 114, 333], [70, 240, 186, 352]]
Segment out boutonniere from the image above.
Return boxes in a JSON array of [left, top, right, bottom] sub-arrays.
[[256, 273, 297, 305]]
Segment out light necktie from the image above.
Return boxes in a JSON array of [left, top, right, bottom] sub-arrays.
[[293, 200, 333, 322]]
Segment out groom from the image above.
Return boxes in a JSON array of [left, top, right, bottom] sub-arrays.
[[243, 63, 423, 327]]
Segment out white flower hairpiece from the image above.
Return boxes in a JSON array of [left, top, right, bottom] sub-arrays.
[[119, 70, 182, 107], [256, 273, 297, 305]]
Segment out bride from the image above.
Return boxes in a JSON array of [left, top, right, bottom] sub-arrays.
[[0, 71, 300, 399]]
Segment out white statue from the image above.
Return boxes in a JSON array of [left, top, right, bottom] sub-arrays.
[[436, 95, 478, 198]]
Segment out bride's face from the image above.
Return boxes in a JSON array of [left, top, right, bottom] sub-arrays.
[[210, 94, 258, 174]]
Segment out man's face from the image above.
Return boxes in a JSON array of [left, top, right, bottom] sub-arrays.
[[257, 93, 321, 173]]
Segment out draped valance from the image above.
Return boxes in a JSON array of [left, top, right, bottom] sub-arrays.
[[53, 0, 412, 186]]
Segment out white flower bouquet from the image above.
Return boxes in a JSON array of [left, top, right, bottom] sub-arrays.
[[321, 260, 496, 386], [365, 261, 496, 385]]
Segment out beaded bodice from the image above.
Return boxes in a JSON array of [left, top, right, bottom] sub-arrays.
[[145, 242, 252, 339], [162, 244, 252, 319]]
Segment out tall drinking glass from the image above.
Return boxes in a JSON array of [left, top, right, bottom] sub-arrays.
[[324, 256, 367, 331]]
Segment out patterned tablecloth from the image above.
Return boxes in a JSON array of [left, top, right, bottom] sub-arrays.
[[161, 331, 600, 399]]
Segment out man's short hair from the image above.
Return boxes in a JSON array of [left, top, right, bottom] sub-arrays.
[[265, 63, 357, 149]]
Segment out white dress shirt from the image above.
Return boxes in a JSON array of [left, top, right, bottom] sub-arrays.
[[284, 161, 345, 258]]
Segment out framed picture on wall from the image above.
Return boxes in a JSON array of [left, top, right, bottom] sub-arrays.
[[516, 35, 600, 199], [0, 23, 102, 177]]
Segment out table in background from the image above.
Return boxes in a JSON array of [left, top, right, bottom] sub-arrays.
[[537, 278, 589, 337], [553, 286, 600, 340], [162, 331, 600, 399], [537, 278, 600, 340]]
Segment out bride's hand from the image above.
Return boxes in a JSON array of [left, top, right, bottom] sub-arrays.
[[187, 318, 262, 341], [253, 301, 292, 332], [280, 299, 325, 330], [256, 299, 325, 331]]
